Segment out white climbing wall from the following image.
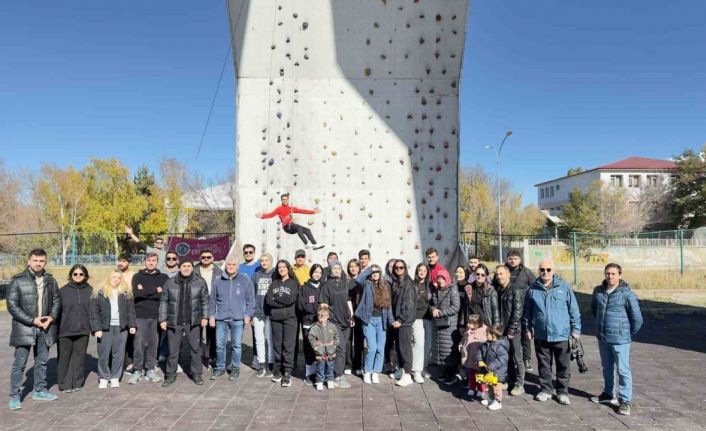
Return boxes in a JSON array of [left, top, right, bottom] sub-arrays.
[[228, 0, 470, 264]]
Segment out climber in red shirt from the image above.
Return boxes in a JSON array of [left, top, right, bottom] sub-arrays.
[[256, 193, 325, 250]]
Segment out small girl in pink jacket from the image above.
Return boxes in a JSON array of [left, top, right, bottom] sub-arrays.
[[459, 314, 487, 398]]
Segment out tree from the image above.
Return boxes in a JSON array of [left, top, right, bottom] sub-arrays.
[[671, 145, 706, 228], [560, 180, 657, 235], [81, 159, 147, 254], [460, 166, 545, 259], [32, 164, 87, 264], [0, 159, 21, 235], [160, 158, 195, 233], [567, 167, 585, 176], [185, 169, 237, 234]]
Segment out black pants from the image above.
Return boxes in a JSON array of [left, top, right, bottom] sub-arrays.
[[346, 318, 364, 371], [202, 326, 217, 367], [283, 223, 317, 245], [395, 326, 413, 374], [125, 332, 134, 369], [167, 324, 203, 378], [133, 318, 159, 372], [302, 327, 316, 366], [334, 326, 350, 377], [522, 337, 532, 362], [384, 327, 398, 371], [271, 317, 297, 374], [535, 339, 571, 395], [57, 335, 89, 390], [293, 318, 301, 368]]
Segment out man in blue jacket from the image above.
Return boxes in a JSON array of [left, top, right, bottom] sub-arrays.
[[523, 259, 581, 405], [591, 263, 642, 416], [208, 256, 255, 381]]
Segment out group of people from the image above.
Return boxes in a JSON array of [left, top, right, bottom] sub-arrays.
[[6, 240, 643, 416]]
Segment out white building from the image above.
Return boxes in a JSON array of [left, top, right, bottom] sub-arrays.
[[535, 157, 676, 219]]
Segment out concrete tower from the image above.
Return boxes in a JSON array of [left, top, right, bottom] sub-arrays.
[[228, 0, 470, 263]]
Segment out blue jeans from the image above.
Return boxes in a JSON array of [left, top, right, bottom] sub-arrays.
[[316, 358, 334, 383], [598, 340, 632, 402], [363, 316, 386, 373], [10, 332, 49, 398], [216, 320, 244, 371]]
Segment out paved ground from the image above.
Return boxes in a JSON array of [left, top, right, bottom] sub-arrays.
[[0, 311, 705, 431]]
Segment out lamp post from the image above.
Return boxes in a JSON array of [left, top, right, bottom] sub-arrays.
[[484, 130, 513, 263]]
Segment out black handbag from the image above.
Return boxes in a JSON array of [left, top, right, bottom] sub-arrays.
[[432, 288, 452, 329]]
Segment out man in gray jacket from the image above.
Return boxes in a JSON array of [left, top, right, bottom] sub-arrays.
[[7, 249, 61, 410]]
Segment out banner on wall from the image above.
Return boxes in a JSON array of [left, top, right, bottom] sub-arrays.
[[167, 236, 230, 261]]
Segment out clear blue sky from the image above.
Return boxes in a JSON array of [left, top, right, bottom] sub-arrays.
[[1, 1, 704, 204]]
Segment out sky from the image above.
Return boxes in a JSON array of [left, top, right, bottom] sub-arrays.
[[1, 1, 704, 204]]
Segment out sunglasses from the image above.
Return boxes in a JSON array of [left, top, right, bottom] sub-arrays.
[[166, 257, 178, 261], [72, 272, 85, 277], [539, 268, 552, 273], [474, 273, 486, 277], [200, 256, 213, 260], [244, 251, 255, 255], [371, 270, 381, 274], [394, 266, 405, 270]]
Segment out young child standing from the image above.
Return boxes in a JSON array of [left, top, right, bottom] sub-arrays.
[[475, 325, 510, 411], [459, 315, 488, 398], [307, 305, 340, 390]]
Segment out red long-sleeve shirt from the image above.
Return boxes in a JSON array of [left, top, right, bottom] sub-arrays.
[[260, 204, 315, 227]]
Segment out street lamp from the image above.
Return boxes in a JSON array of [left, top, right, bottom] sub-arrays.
[[484, 130, 513, 263]]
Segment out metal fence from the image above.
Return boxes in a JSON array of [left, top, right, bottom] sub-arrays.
[[458, 229, 706, 288]]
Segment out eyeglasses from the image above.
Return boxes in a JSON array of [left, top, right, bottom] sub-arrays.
[[200, 256, 213, 260], [394, 266, 405, 270], [72, 272, 85, 277], [474, 273, 486, 277], [539, 268, 552, 273], [166, 257, 178, 261], [244, 251, 255, 255]]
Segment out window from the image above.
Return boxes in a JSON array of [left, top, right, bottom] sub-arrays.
[[610, 175, 623, 187], [628, 175, 640, 188], [646, 175, 659, 187], [556, 184, 560, 191], [545, 187, 549, 197], [550, 186, 555, 197]]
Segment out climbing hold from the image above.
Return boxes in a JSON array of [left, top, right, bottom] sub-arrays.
[[302, 22, 308, 30], [364, 68, 372, 76]]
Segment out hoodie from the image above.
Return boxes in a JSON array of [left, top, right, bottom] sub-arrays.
[[298, 279, 323, 327], [265, 277, 299, 321], [251, 267, 275, 319]]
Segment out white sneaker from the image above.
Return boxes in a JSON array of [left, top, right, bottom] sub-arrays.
[[488, 401, 502, 410], [395, 373, 413, 387], [412, 371, 424, 384], [98, 379, 109, 389], [326, 380, 336, 389], [363, 372, 372, 384], [109, 378, 120, 388], [316, 382, 324, 391], [176, 365, 183, 374], [535, 392, 552, 402], [481, 398, 489, 406], [344, 369, 352, 375], [371, 373, 380, 384]]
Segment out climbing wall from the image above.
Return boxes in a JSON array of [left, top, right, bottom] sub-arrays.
[[228, 0, 470, 264]]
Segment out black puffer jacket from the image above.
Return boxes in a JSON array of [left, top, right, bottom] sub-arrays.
[[6, 268, 61, 347], [456, 281, 471, 328], [58, 282, 93, 337], [391, 275, 417, 326], [430, 285, 460, 366], [469, 282, 500, 327], [496, 283, 525, 337], [89, 290, 137, 332], [159, 274, 209, 328], [508, 264, 534, 292]]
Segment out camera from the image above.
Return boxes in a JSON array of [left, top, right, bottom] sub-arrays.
[[571, 339, 588, 374]]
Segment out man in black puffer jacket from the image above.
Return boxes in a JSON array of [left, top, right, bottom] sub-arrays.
[[505, 249, 535, 371], [159, 261, 209, 386], [494, 265, 526, 396], [7, 249, 61, 409]]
